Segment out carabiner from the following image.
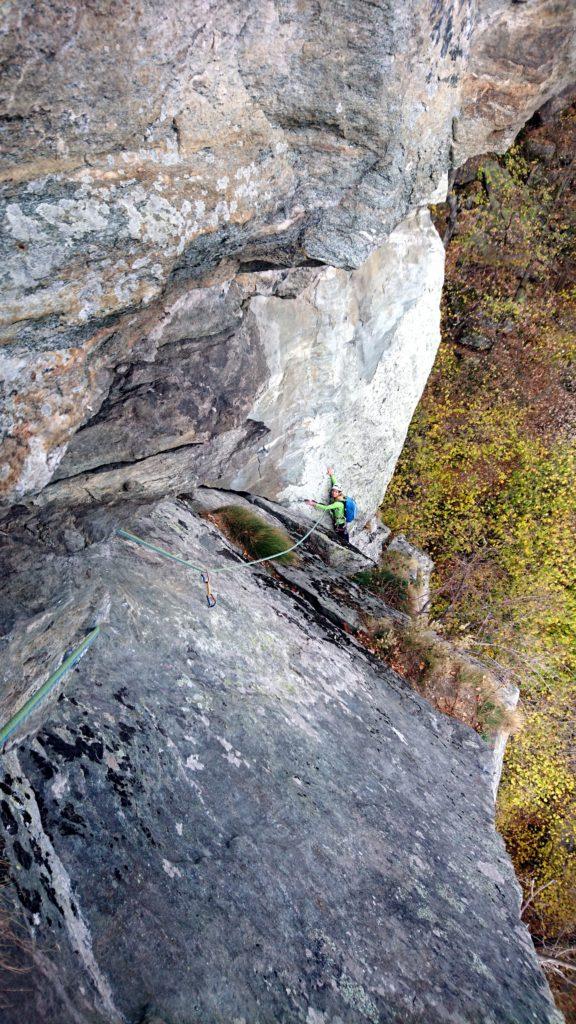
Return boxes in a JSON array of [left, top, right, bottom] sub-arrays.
[[201, 572, 217, 608]]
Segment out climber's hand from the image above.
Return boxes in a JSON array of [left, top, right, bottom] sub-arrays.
[[326, 466, 334, 476], [305, 499, 316, 507]]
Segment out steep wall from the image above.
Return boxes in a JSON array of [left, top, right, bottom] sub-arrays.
[[1, 6, 575, 1022], [29, 208, 443, 518], [2, 1, 575, 513]]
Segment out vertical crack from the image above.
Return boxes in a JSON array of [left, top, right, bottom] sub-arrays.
[[171, 117, 181, 155]]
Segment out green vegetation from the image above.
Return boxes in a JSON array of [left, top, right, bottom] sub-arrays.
[[381, 104, 576, 994], [361, 616, 519, 741], [353, 566, 409, 611], [212, 505, 296, 564]]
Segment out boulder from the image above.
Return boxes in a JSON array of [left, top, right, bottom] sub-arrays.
[[458, 332, 495, 352]]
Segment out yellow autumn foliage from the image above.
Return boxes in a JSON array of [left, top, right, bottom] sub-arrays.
[[381, 111, 576, 939]]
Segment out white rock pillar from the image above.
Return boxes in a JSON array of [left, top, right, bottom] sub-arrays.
[[231, 207, 445, 520]]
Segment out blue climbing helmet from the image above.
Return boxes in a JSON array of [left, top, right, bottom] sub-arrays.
[[343, 495, 357, 523]]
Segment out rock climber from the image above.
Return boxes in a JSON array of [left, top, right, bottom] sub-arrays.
[[306, 467, 352, 545]]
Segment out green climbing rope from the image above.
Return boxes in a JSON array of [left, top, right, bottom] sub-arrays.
[[0, 512, 320, 749], [0, 626, 100, 749], [117, 529, 208, 573], [212, 510, 325, 571], [117, 511, 324, 578]]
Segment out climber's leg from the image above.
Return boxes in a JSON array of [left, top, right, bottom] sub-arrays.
[[335, 524, 350, 546]]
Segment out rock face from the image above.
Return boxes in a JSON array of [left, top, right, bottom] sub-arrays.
[[454, 0, 576, 162], [0, 498, 563, 1024], [2, 1, 575, 512], [1, 7, 575, 1022], [30, 207, 443, 519]]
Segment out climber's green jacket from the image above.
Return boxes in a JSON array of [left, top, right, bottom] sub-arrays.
[[312, 472, 346, 526]]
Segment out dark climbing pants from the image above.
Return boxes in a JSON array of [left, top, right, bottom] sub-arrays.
[[335, 524, 350, 546]]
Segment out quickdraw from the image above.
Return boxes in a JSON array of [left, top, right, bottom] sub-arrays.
[[117, 511, 325, 612], [201, 572, 217, 608]]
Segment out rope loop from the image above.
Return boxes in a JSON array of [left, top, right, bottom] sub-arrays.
[[117, 510, 326, 614]]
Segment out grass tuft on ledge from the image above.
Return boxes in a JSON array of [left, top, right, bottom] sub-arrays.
[[212, 505, 296, 565]]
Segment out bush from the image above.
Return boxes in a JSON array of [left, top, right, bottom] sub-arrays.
[[380, 105, 576, 943], [359, 616, 519, 740], [353, 566, 409, 611], [212, 505, 296, 565]]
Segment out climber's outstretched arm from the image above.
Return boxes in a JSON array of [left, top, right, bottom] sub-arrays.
[[307, 500, 339, 512]]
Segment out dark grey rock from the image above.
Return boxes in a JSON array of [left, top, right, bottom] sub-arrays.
[[61, 526, 86, 553], [139, 1011, 169, 1024], [532, 82, 576, 123], [458, 332, 495, 352], [0, 499, 562, 1024], [524, 139, 557, 163]]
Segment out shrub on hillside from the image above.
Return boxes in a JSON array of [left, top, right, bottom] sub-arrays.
[[380, 104, 576, 953], [353, 566, 409, 611], [359, 616, 521, 741]]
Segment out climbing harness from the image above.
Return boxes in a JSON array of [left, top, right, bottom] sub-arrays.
[[116, 512, 325, 608], [0, 626, 100, 751]]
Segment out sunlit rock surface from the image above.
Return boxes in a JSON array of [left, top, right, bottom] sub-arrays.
[[29, 208, 443, 521], [2, 1, 574, 509], [0, 499, 563, 1024]]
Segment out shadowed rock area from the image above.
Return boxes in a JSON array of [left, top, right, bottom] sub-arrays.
[[0, 498, 563, 1023]]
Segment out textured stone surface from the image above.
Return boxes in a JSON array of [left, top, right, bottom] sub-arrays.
[[382, 534, 435, 618], [455, 0, 576, 162], [229, 210, 444, 515], [1, 1, 575, 509], [0, 498, 563, 1024], [351, 518, 392, 564], [27, 208, 443, 523]]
